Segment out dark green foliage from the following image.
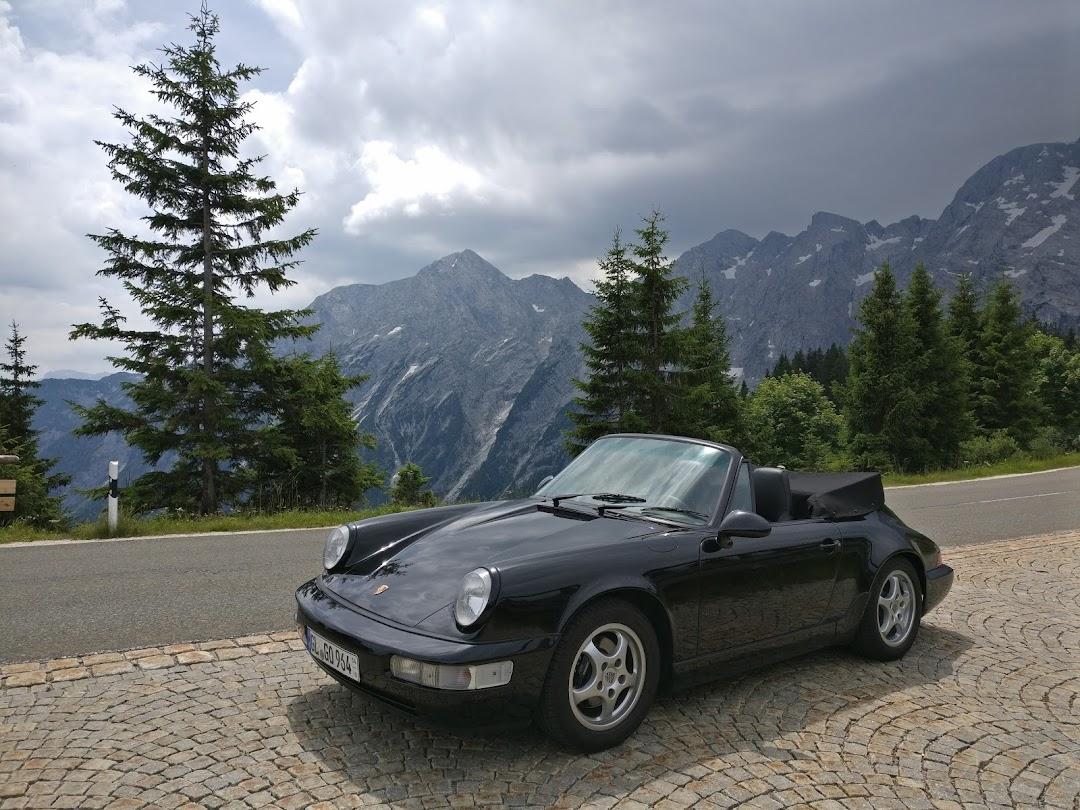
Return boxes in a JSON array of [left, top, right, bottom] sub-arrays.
[[902, 263, 972, 467], [569, 211, 691, 448], [70, 8, 320, 514], [0, 323, 68, 526], [743, 373, 844, 469], [248, 354, 383, 511], [630, 211, 688, 433], [677, 274, 741, 444], [567, 230, 645, 454], [844, 263, 922, 471], [391, 463, 437, 507], [769, 343, 848, 401], [770, 354, 793, 378], [948, 274, 981, 361], [972, 281, 1039, 444]]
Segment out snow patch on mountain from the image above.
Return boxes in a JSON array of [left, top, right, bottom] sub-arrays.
[[722, 250, 753, 280], [1022, 215, 1067, 249], [996, 197, 1025, 226], [866, 235, 901, 251], [1050, 166, 1079, 200]]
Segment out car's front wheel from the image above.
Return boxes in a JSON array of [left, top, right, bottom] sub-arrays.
[[537, 599, 659, 751]]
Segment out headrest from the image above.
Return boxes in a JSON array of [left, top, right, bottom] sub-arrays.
[[751, 467, 791, 523]]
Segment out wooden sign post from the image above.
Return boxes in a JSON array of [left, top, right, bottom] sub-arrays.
[[0, 478, 13, 513], [0, 454, 16, 513]]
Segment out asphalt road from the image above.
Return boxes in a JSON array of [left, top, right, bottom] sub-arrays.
[[1, 466, 1077, 663]]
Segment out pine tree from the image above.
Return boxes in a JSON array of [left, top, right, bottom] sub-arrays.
[[903, 263, 972, 468], [0, 323, 68, 526], [770, 353, 792, 377], [844, 263, 922, 471], [0, 323, 38, 441], [252, 354, 383, 510], [973, 280, 1039, 443], [819, 343, 849, 401], [391, 463, 438, 507], [70, 7, 317, 514], [630, 211, 688, 433], [677, 274, 741, 444], [567, 230, 645, 453]]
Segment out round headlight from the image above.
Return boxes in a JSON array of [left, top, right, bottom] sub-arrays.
[[454, 568, 493, 628], [323, 525, 351, 570]]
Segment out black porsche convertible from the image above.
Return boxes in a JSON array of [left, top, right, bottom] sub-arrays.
[[296, 433, 953, 751]]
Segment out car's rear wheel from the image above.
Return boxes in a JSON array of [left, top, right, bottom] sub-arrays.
[[537, 599, 659, 751], [853, 557, 922, 661]]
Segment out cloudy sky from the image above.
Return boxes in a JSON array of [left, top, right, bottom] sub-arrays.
[[2, 0, 1079, 374]]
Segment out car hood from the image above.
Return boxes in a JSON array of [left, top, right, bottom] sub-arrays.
[[321, 500, 662, 626]]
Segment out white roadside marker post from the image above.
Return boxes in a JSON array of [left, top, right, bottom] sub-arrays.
[[108, 460, 119, 536]]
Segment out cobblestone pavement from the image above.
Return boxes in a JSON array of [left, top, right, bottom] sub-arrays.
[[1, 532, 1078, 809]]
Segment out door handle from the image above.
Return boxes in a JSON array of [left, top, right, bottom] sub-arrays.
[[821, 537, 841, 552]]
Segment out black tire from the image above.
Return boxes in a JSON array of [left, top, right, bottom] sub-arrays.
[[852, 557, 923, 661], [537, 599, 660, 752]]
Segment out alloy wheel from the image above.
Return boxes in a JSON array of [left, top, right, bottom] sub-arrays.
[[567, 622, 646, 731], [877, 569, 916, 646]]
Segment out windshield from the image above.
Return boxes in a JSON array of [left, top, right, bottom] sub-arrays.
[[536, 436, 734, 524]]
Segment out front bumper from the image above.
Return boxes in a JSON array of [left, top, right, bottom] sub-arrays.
[[924, 563, 953, 614], [295, 578, 555, 727]]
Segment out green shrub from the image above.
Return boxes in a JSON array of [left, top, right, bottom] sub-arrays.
[[1026, 427, 1066, 459], [958, 430, 1019, 466]]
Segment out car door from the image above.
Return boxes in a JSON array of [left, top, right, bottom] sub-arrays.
[[696, 462, 842, 657]]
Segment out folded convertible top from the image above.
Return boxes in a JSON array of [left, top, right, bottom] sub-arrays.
[[787, 471, 885, 519]]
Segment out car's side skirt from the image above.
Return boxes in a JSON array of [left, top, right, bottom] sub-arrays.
[[669, 622, 838, 691]]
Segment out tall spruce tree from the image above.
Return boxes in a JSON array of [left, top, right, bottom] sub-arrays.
[[0, 323, 68, 526], [71, 7, 318, 514], [844, 263, 921, 471], [948, 273, 981, 359], [0, 323, 38, 441], [903, 263, 972, 468], [677, 273, 741, 444], [973, 280, 1039, 443], [630, 211, 687, 433], [567, 230, 645, 453]]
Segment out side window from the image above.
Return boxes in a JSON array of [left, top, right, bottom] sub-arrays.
[[727, 462, 753, 514]]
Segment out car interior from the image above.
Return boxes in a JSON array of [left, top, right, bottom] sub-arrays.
[[751, 467, 818, 522]]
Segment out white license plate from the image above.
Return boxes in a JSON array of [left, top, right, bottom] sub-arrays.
[[306, 628, 360, 682]]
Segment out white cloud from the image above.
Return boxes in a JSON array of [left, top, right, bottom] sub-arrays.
[[1, 0, 1078, 372], [343, 141, 492, 231]]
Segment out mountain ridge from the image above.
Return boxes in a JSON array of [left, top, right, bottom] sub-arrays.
[[33, 137, 1080, 511]]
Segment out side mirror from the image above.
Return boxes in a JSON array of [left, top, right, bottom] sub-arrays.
[[537, 475, 554, 489], [718, 509, 772, 539]]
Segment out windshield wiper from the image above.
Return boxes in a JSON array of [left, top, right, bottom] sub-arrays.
[[640, 506, 710, 522], [598, 503, 710, 522], [548, 492, 646, 508]]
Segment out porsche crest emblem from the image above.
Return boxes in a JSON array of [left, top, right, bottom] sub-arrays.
[[373, 584, 389, 595]]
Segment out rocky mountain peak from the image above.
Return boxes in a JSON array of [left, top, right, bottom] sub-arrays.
[[417, 249, 507, 282]]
